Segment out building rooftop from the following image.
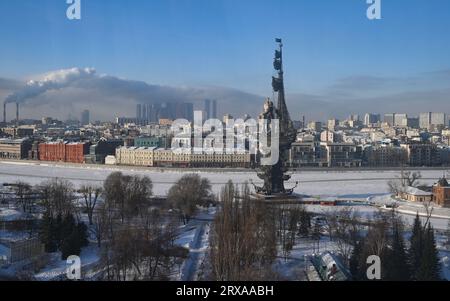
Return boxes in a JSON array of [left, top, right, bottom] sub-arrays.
[[0, 138, 27, 144], [405, 186, 432, 196], [0, 243, 9, 257], [436, 177, 449, 187], [311, 252, 351, 281]]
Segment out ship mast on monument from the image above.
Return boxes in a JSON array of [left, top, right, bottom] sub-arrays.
[[253, 38, 298, 198]]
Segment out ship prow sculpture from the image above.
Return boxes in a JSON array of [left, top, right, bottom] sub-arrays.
[[252, 39, 299, 200]]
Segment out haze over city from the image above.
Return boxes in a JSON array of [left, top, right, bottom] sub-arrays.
[[1, 0, 450, 122]]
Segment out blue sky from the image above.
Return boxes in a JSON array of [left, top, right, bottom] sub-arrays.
[[1, 0, 450, 96]]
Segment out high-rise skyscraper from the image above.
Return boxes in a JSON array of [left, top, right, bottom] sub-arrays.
[[212, 100, 217, 119], [142, 104, 147, 123], [384, 113, 395, 126], [136, 104, 142, 121], [81, 109, 90, 126], [420, 112, 446, 129], [150, 103, 161, 123], [364, 113, 380, 126], [175, 103, 194, 121], [204, 99, 211, 120], [394, 113, 408, 127]]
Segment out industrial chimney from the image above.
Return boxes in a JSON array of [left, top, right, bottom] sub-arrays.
[[3, 102, 6, 123], [16, 102, 19, 126]]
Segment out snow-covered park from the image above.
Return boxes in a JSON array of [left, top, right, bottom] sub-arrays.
[[1, 160, 450, 281]]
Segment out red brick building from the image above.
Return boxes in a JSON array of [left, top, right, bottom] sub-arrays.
[[432, 178, 450, 208], [38, 142, 90, 163], [66, 143, 90, 163]]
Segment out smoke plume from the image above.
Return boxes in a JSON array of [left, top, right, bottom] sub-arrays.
[[5, 68, 96, 104]]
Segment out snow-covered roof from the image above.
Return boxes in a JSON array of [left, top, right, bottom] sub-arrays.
[[0, 209, 27, 221], [0, 138, 27, 144], [312, 252, 351, 281], [404, 186, 432, 196], [0, 244, 9, 255]]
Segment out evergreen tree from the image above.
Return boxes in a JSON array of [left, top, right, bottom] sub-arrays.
[[299, 210, 311, 237], [349, 240, 364, 281], [384, 221, 410, 281], [417, 225, 441, 281], [61, 214, 76, 238], [408, 213, 423, 280], [39, 210, 57, 252], [55, 213, 63, 249], [61, 229, 82, 260], [76, 222, 89, 248], [59, 214, 87, 260]]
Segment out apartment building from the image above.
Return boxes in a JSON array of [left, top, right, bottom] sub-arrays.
[[39, 141, 90, 163], [0, 138, 32, 160], [400, 142, 441, 167], [115, 147, 251, 168]]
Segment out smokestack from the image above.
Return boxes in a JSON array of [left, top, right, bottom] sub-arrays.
[[3, 102, 6, 124], [16, 102, 19, 125]]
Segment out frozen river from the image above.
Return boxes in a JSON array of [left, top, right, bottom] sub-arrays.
[[1, 161, 450, 229], [0, 161, 447, 197]]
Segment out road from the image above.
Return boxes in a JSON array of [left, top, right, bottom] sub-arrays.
[[181, 221, 208, 281]]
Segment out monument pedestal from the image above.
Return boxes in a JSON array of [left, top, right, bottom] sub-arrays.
[[251, 192, 303, 205]]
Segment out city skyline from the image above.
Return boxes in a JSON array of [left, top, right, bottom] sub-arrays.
[[0, 0, 450, 121]]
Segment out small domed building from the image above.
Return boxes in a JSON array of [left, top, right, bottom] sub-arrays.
[[432, 177, 450, 207]]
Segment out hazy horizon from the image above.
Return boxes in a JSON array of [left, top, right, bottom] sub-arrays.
[[1, 0, 449, 122]]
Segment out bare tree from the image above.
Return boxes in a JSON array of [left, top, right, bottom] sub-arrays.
[[80, 184, 102, 225], [388, 179, 404, 196], [103, 172, 153, 223], [423, 199, 434, 229], [91, 203, 110, 248], [400, 170, 422, 187], [37, 179, 75, 217], [209, 181, 277, 281], [103, 172, 128, 223], [333, 207, 362, 264], [323, 210, 338, 241], [388, 170, 422, 197], [13, 181, 33, 213], [101, 212, 186, 281], [311, 219, 322, 254], [167, 174, 212, 224], [275, 205, 303, 261], [364, 211, 390, 258]]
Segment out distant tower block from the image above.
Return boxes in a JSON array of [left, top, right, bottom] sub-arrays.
[[212, 100, 218, 119], [136, 104, 142, 121], [81, 109, 90, 126], [16, 102, 19, 124], [204, 99, 211, 120]]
